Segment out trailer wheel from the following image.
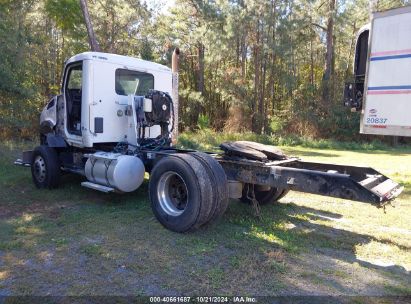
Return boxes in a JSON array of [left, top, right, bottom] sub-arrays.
[[241, 184, 288, 205], [190, 152, 229, 224], [149, 154, 214, 232], [31, 145, 61, 189]]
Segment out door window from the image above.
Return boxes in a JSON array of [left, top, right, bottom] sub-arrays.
[[65, 64, 83, 135]]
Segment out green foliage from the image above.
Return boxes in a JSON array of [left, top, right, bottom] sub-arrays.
[[197, 114, 210, 130], [0, 1, 32, 96], [45, 0, 83, 33], [179, 89, 205, 130], [318, 105, 362, 140], [268, 116, 286, 134]]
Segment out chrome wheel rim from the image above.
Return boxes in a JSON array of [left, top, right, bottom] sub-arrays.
[[157, 171, 188, 216], [33, 155, 46, 183]]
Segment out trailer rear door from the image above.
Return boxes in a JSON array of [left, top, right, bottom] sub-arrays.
[[361, 6, 411, 137]]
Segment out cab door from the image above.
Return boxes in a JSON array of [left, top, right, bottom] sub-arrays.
[[63, 61, 83, 144], [90, 61, 129, 143]]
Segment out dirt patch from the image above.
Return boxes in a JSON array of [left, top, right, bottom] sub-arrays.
[[0, 201, 77, 220]]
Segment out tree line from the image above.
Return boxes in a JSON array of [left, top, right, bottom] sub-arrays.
[[0, 0, 409, 140]]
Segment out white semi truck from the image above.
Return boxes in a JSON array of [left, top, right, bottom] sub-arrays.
[[15, 48, 403, 232], [344, 5, 411, 137]]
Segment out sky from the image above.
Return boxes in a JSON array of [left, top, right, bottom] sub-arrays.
[[144, 0, 176, 15]]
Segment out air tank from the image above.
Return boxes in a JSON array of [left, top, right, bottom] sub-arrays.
[[85, 152, 145, 192]]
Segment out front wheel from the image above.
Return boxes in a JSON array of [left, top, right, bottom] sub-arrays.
[[31, 145, 61, 189]]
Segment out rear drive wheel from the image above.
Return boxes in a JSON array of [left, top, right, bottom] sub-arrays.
[[190, 152, 229, 225], [31, 145, 61, 189], [241, 184, 288, 205], [149, 154, 214, 232]]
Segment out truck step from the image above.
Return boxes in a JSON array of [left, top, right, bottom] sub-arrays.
[[359, 175, 382, 189], [81, 182, 114, 193]]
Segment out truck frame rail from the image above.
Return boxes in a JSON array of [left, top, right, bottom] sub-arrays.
[[218, 156, 403, 206], [14, 147, 403, 207]]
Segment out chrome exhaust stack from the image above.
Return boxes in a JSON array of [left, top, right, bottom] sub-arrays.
[[171, 48, 180, 143]]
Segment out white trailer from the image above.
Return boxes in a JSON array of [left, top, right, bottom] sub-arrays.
[[344, 6, 411, 137]]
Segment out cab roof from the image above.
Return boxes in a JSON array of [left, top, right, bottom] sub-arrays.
[[65, 52, 171, 73]]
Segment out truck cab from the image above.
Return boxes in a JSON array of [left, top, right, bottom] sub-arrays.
[[41, 52, 173, 148]]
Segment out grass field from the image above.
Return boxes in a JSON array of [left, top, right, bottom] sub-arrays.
[[0, 137, 410, 296]]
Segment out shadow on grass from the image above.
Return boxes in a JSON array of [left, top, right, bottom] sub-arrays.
[[1, 182, 410, 295], [222, 200, 410, 290]]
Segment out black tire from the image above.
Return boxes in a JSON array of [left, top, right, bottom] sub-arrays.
[[190, 152, 229, 224], [234, 141, 287, 160], [149, 154, 214, 232], [31, 145, 61, 189], [275, 189, 289, 201], [220, 142, 267, 161], [241, 184, 288, 205]]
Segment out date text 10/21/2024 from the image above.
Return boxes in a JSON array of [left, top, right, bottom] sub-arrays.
[[149, 296, 257, 303]]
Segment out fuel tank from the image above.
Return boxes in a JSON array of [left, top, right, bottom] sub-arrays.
[[85, 152, 145, 192]]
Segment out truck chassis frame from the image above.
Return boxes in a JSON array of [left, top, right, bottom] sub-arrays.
[[15, 143, 403, 233], [15, 147, 403, 207]]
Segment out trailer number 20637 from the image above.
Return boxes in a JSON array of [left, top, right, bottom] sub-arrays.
[[366, 117, 388, 124]]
